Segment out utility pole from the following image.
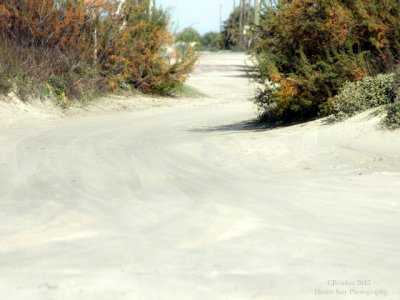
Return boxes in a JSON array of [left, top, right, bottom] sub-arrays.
[[254, 0, 260, 25], [243, 0, 249, 28], [239, 0, 244, 31], [219, 3, 222, 33]]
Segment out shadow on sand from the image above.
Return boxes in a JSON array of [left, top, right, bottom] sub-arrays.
[[190, 119, 280, 133], [190, 116, 334, 133]]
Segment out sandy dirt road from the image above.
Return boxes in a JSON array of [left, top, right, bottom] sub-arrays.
[[1, 53, 400, 300]]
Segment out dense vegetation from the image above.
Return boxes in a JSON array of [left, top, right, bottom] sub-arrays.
[[251, 0, 400, 124], [222, 5, 254, 50], [332, 73, 399, 120], [200, 32, 224, 52], [0, 0, 197, 104], [175, 28, 224, 52], [384, 98, 400, 129], [174, 2, 256, 53], [175, 28, 202, 46], [332, 73, 400, 129]]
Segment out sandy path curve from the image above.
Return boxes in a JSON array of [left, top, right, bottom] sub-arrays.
[[0, 53, 400, 300]]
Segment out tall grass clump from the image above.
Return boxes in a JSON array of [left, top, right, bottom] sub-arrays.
[[0, 35, 101, 102]]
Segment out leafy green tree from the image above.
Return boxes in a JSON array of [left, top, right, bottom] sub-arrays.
[[175, 27, 201, 44], [200, 32, 223, 51]]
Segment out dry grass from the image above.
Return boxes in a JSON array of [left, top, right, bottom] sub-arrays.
[[0, 35, 103, 104]]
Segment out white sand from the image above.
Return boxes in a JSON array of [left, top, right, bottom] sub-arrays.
[[0, 52, 399, 300]]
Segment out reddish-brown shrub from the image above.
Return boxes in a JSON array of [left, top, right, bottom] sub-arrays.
[[0, 0, 197, 98]]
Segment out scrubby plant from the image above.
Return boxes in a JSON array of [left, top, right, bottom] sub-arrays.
[[99, 3, 198, 95], [384, 101, 400, 129], [0, 0, 197, 101], [0, 35, 101, 102], [332, 73, 400, 120], [331, 71, 400, 130], [0, 39, 18, 94], [383, 84, 400, 129], [251, 0, 400, 123], [0, 0, 97, 58], [48, 77, 67, 98]]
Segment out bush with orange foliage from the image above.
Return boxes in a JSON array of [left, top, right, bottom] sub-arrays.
[[0, 0, 197, 101], [251, 0, 400, 123], [96, 2, 197, 95]]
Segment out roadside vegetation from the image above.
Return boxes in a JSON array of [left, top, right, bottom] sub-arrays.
[[175, 28, 202, 48], [175, 28, 224, 52], [200, 32, 224, 52], [174, 2, 256, 53], [332, 72, 400, 129], [0, 0, 197, 106], [0, 35, 100, 105], [222, 5, 254, 51], [251, 0, 400, 129]]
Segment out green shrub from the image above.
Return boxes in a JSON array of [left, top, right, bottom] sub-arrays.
[[253, 86, 280, 123], [48, 77, 66, 98], [252, 0, 400, 123], [332, 73, 399, 120], [331, 72, 400, 130], [383, 101, 400, 129]]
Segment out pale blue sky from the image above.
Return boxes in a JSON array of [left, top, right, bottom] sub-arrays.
[[157, 0, 235, 34]]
